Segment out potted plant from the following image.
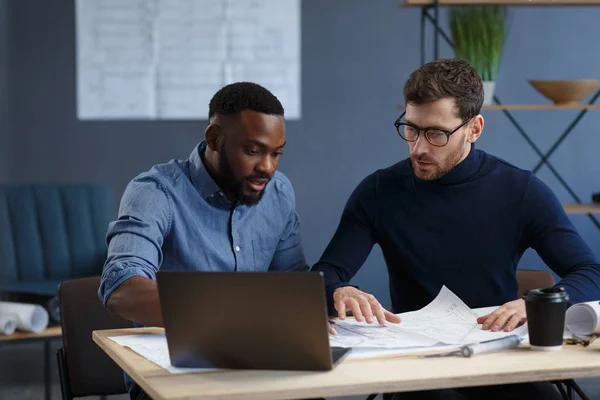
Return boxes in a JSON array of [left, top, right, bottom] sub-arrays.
[[449, 6, 507, 105]]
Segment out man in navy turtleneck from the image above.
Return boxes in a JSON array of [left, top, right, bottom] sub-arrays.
[[312, 59, 600, 400]]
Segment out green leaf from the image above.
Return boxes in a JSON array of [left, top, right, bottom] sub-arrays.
[[448, 6, 507, 81]]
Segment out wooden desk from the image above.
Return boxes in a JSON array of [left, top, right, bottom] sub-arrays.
[[0, 325, 62, 342], [1, 325, 62, 400], [94, 327, 600, 400]]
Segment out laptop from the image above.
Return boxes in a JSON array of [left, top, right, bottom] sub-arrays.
[[156, 270, 351, 371]]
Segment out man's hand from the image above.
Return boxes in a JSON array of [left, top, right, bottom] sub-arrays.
[[477, 299, 527, 332], [333, 286, 401, 325], [328, 320, 337, 335]]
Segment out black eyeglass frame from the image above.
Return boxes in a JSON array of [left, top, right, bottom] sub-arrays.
[[394, 111, 474, 147]]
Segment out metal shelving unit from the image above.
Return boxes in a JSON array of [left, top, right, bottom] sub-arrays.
[[398, 0, 600, 227]]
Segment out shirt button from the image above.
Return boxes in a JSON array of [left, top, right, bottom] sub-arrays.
[[235, 246, 240, 252]]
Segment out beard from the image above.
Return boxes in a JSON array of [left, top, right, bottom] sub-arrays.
[[218, 147, 270, 206], [410, 139, 467, 181]]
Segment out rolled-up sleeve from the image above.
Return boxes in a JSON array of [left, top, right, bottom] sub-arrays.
[[98, 175, 173, 306]]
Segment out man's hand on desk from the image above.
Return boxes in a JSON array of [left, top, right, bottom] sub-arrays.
[[333, 286, 401, 326], [477, 299, 527, 332], [327, 321, 337, 335]]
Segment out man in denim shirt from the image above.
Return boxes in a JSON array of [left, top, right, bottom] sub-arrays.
[[98, 82, 309, 400]]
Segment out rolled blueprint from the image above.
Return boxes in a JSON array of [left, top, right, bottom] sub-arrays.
[[0, 312, 17, 335], [565, 301, 600, 336], [0, 301, 49, 333]]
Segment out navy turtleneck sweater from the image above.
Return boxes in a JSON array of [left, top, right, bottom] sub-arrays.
[[312, 146, 600, 314]]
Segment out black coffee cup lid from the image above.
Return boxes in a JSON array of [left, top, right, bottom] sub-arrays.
[[523, 286, 569, 302]]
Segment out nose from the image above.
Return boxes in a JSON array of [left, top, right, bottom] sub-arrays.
[[411, 134, 430, 155], [256, 154, 276, 176]]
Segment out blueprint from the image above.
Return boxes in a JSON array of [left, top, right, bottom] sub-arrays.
[[109, 333, 219, 374], [107, 286, 529, 375], [329, 286, 528, 349], [75, 0, 301, 120]]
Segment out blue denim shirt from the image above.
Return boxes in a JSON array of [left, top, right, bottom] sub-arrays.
[[99, 140, 307, 306], [98, 141, 307, 393]]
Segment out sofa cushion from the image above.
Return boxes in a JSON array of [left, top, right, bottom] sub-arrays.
[[0, 183, 115, 296]]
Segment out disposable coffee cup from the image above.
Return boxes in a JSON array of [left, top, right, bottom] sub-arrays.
[[523, 286, 569, 351]]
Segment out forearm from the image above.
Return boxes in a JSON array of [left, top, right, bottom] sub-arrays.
[[555, 263, 600, 305], [312, 261, 358, 316], [523, 175, 600, 305], [312, 219, 376, 314], [312, 216, 376, 286], [106, 276, 164, 327], [312, 260, 354, 290]]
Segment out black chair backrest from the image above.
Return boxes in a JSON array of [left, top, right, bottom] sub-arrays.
[[58, 276, 132, 398]]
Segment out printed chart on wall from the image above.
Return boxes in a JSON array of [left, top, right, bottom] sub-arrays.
[[75, 0, 301, 120]]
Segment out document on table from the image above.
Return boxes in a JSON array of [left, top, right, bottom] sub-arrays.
[[108, 285, 528, 373], [329, 285, 528, 349], [109, 334, 220, 374]]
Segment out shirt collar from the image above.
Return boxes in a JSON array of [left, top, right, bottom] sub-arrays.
[[188, 141, 225, 200]]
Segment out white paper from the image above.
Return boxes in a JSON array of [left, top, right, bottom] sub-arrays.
[[109, 333, 220, 374], [76, 0, 301, 120], [0, 312, 17, 335], [343, 306, 528, 360], [330, 286, 528, 349], [0, 302, 49, 333], [108, 287, 531, 372], [565, 301, 600, 336]]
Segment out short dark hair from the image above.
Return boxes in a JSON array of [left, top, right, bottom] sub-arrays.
[[403, 59, 483, 120], [208, 82, 284, 120]]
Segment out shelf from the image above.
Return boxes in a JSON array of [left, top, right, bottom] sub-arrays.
[[399, 0, 600, 6], [563, 204, 600, 214], [397, 104, 600, 111]]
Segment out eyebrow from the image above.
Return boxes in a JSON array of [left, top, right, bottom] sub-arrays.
[[246, 139, 286, 150], [405, 119, 451, 132]]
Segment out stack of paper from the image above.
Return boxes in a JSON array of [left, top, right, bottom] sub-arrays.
[[329, 286, 527, 351], [109, 286, 528, 373]]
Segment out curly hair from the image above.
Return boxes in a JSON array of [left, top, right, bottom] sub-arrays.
[[208, 82, 284, 120]]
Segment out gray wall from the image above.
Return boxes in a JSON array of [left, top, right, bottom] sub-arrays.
[[3, 1, 600, 399], [0, 0, 11, 181], [4, 0, 600, 307]]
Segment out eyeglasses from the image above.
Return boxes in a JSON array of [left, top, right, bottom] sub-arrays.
[[564, 333, 598, 347], [394, 111, 474, 147]]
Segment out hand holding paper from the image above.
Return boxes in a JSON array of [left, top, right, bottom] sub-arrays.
[[329, 286, 528, 349], [476, 298, 527, 333], [332, 286, 401, 326]]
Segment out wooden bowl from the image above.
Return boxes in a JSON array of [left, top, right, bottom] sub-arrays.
[[528, 80, 600, 105]]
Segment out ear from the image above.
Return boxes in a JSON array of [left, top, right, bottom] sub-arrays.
[[467, 115, 484, 143], [205, 123, 222, 151]]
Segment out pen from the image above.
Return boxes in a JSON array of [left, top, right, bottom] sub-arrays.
[[459, 335, 523, 357], [421, 335, 523, 358]]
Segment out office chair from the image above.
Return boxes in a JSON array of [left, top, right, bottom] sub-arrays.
[[56, 276, 132, 399], [515, 269, 556, 298]]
